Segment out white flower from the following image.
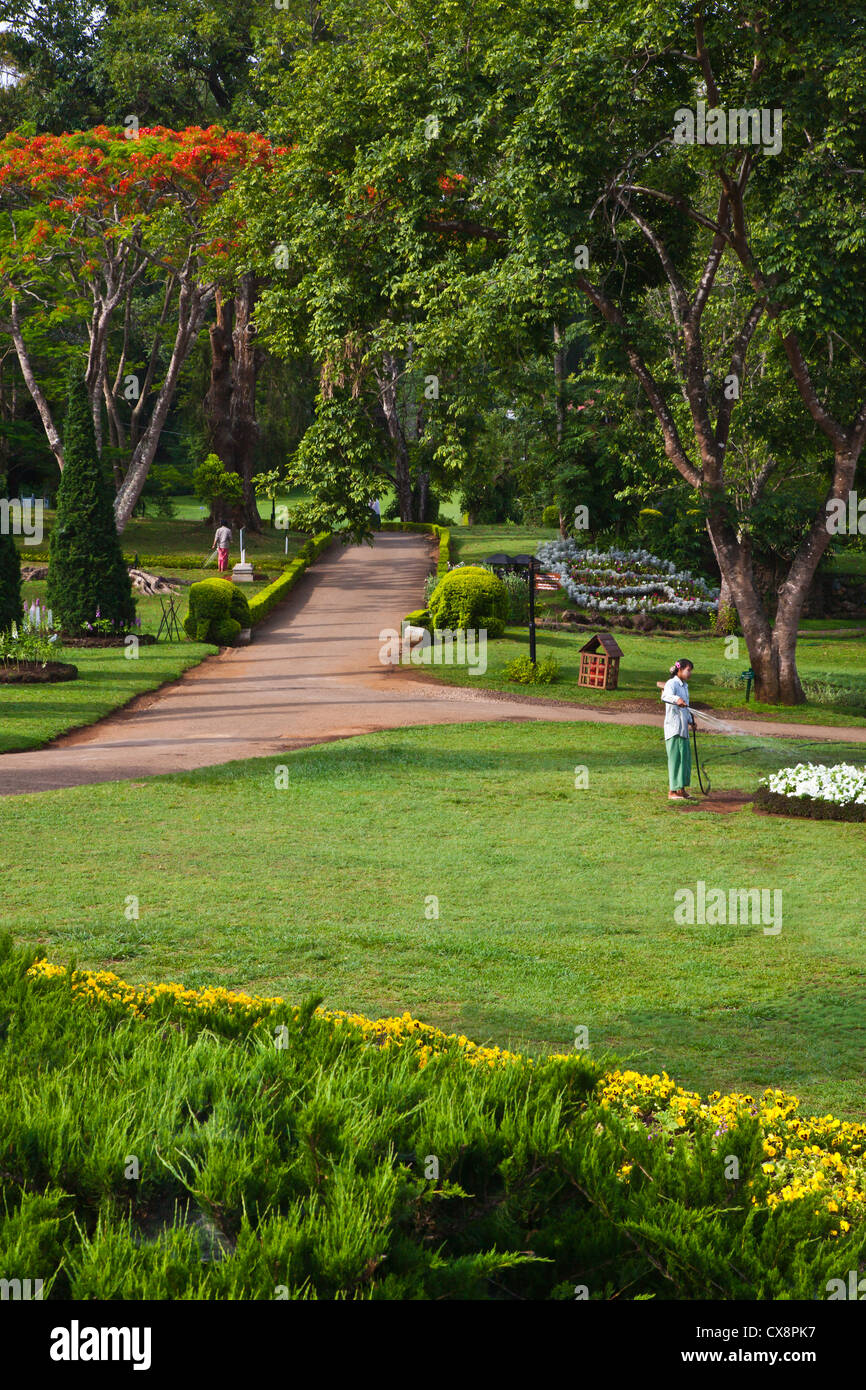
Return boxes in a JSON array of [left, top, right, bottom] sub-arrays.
[[760, 762, 866, 805]]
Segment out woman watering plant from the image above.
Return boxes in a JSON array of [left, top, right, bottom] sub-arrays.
[[661, 658, 695, 800]]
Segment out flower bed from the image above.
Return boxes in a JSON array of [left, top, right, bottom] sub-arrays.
[[755, 762, 866, 823], [0, 659, 78, 684], [536, 539, 719, 617], [27, 958, 866, 1238], [599, 1069, 866, 1237]]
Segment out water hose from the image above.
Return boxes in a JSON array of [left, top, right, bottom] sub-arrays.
[[691, 717, 711, 794]]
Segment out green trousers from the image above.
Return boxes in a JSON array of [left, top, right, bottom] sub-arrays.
[[666, 734, 692, 791]]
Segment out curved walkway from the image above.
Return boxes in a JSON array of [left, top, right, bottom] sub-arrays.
[[1, 533, 863, 796]]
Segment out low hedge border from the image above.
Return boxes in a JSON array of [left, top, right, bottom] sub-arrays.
[[247, 532, 333, 625], [21, 550, 307, 571], [753, 785, 866, 823]]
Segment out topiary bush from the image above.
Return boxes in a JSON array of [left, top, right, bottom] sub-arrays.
[[542, 505, 560, 528], [0, 509, 23, 633], [183, 578, 250, 645], [47, 375, 136, 635], [428, 565, 510, 637]]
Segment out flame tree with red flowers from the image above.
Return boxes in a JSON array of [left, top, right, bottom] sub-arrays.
[[0, 124, 275, 530]]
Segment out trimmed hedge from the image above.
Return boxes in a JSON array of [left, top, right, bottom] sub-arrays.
[[183, 578, 251, 645], [19, 551, 308, 570], [753, 785, 866, 823], [247, 532, 333, 625], [403, 608, 431, 630]]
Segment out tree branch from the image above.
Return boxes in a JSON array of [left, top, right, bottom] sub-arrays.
[[575, 274, 702, 487]]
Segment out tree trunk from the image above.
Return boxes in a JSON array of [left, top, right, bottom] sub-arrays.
[[553, 321, 568, 538], [205, 291, 235, 454], [415, 469, 430, 522], [230, 274, 262, 532], [114, 280, 213, 531], [8, 300, 64, 471], [204, 280, 262, 532], [380, 352, 412, 521], [704, 477, 844, 705]]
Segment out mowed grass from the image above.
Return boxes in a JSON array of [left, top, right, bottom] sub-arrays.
[[421, 624, 866, 728], [2, 578, 228, 753], [2, 720, 864, 1117], [20, 507, 308, 572], [0, 636, 216, 753]]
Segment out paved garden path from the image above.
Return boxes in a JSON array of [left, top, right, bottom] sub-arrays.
[[2, 533, 864, 796]]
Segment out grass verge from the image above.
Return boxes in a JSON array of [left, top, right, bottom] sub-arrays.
[[2, 720, 864, 1117]]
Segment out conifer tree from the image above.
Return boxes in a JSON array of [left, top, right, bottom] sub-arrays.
[[47, 375, 135, 633]]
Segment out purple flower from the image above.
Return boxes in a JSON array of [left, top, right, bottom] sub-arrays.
[[96, 607, 101, 619]]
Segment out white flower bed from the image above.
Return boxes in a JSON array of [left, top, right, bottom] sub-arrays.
[[761, 763, 866, 806], [535, 540, 719, 616]]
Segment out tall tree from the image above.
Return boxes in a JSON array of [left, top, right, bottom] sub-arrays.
[[47, 373, 135, 633], [250, 0, 865, 703], [0, 124, 277, 529]]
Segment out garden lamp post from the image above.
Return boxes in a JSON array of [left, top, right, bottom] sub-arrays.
[[486, 552, 538, 664]]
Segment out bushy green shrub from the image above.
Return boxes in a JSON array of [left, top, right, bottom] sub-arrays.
[[47, 376, 135, 634], [183, 578, 249, 644], [192, 453, 243, 514], [542, 505, 560, 528], [4, 936, 863, 1301], [504, 654, 560, 684], [428, 565, 509, 637], [0, 514, 23, 633]]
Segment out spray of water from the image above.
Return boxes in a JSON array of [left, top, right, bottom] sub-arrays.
[[689, 706, 866, 783]]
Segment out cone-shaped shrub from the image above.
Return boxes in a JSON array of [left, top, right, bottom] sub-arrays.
[[0, 500, 23, 632], [47, 376, 135, 634]]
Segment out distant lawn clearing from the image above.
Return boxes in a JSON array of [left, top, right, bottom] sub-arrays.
[[3, 720, 863, 1118]]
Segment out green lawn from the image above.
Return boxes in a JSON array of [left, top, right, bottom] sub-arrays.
[[17, 494, 309, 571], [0, 634, 216, 753], [448, 521, 561, 564], [3, 720, 864, 1118], [417, 623, 866, 728]]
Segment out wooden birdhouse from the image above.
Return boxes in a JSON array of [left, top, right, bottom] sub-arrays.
[[577, 632, 623, 691]]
